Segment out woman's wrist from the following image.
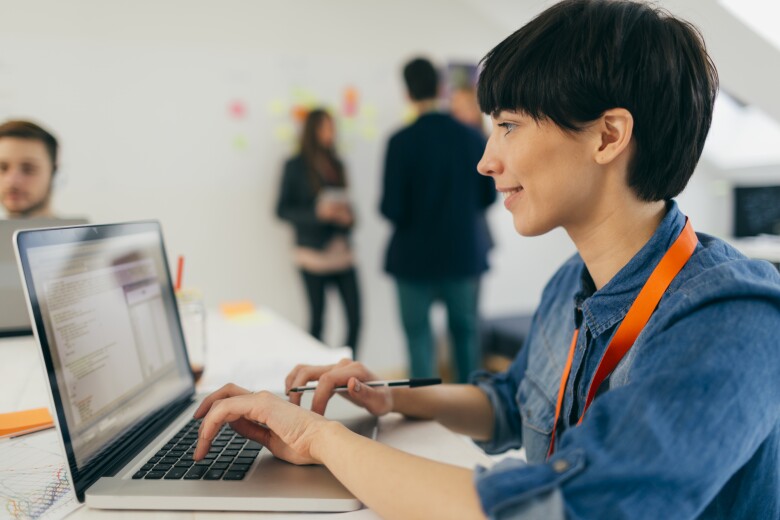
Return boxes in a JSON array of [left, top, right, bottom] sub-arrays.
[[310, 420, 351, 465]]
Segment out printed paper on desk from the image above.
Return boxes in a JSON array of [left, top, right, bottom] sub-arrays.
[[0, 430, 81, 519]]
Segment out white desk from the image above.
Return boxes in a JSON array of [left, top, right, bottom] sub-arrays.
[[730, 236, 780, 267], [0, 309, 493, 519]]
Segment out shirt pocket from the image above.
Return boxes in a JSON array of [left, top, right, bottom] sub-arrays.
[[517, 375, 556, 463]]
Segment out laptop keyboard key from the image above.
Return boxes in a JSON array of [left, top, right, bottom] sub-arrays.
[[184, 466, 208, 479], [164, 467, 187, 480], [204, 469, 224, 480], [223, 471, 246, 480], [239, 449, 260, 458], [245, 441, 263, 450], [144, 471, 166, 479], [132, 470, 147, 479]]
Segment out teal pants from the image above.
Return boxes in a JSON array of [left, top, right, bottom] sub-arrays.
[[395, 277, 481, 383]]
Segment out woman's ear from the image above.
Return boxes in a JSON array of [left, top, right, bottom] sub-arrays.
[[594, 108, 633, 165]]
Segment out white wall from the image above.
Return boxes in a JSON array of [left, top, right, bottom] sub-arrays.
[[2, 0, 766, 376]]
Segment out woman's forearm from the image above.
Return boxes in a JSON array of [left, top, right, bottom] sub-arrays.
[[312, 422, 486, 520], [391, 384, 494, 441]]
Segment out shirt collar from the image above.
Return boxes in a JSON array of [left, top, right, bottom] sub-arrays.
[[576, 200, 688, 338]]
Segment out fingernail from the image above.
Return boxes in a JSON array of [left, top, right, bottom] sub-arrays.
[[354, 381, 361, 392]]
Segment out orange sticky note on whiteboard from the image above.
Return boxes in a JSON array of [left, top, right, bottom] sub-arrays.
[[0, 407, 54, 438]]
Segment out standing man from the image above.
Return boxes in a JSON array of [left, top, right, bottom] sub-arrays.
[[0, 120, 59, 218], [381, 57, 495, 383]]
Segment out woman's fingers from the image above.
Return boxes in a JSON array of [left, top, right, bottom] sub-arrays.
[[283, 360, 391, 416], [193, 383, 250, 419], [194, 391, 327, 466], [195, 393, 262, 460], [286, 359, 352, 406], [343, 377, 393, 416], [309, 362, 379, 415]]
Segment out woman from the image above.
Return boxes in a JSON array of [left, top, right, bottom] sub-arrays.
[[200, 2, 780, 518], [276, 108, 361, 356]]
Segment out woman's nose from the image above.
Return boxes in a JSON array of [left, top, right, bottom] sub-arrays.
[[477, 140, 502, 177]]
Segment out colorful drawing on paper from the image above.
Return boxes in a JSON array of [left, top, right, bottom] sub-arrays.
[[0, 431, 80, 519]]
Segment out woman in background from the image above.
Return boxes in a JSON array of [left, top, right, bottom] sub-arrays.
[[276, 108, 361, 356]]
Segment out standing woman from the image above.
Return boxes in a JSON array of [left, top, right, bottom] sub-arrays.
[[276, 108, 361, 356]]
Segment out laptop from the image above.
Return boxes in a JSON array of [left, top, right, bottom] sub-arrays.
[[13, 221, 377, 512], [0, 218, 88, 337]]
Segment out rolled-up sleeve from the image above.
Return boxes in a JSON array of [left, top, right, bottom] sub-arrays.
[[471, 370, 523, 455], [475, 451, 585, 519]]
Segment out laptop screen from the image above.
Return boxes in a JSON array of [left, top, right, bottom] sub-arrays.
[[15, 222, 194, 470], [0, 218, 88, 336]]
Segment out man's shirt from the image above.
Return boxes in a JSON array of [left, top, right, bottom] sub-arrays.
[[472, 202, 780, 519], [380, 112, 495, 279]]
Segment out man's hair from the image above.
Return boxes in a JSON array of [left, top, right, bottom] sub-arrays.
[[477, 0, 718, 201], [403, 58, 439, 102], [0, 120, 59, 173]]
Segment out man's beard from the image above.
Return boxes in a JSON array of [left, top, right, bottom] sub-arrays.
[[7, 181, 53, 218]]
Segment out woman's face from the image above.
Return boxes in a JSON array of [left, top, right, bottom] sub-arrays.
[[316, 117, 335, 148], [477, 110, 604, 237]]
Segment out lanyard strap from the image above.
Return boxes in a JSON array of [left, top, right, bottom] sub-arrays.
[[546, 219, 698, 459]]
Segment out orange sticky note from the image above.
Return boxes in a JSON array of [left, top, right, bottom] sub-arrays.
[[220, 301, 257, 319], [0, 407, 54, 438]]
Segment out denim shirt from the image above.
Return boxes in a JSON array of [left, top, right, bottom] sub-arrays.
[[472, 202, 780, 519]]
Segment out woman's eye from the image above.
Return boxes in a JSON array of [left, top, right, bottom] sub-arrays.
[[497, 122, 517, 135]]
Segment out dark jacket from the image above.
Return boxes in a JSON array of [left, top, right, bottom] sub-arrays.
[[380, 112, 495, 279], [276, 155, 350, 249]]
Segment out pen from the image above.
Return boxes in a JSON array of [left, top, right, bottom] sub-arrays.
[[287, 377, 441, 394]]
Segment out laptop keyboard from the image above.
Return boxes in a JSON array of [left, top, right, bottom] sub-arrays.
[[131, 418, 262, 481]]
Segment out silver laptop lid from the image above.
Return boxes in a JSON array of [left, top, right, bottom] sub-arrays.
[[0, 218, 88, 336], [14, 221, 195, 500]]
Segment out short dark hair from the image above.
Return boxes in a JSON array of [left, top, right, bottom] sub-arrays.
[[0, 119, 59, 173], [477, 0, 718, 201], [403, 58, 439, 102]]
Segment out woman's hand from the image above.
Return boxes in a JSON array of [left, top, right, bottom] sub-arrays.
[[193, 383, 332, 465], [316, 200, 353, 227], [285, 359, 394, 416]]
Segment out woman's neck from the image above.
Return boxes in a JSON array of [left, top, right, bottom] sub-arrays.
[[568, 199, 668, 290]]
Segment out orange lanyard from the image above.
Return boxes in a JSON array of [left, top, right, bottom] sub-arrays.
[[547, 219, 698, 459]]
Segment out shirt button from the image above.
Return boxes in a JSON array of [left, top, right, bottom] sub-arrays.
[[552, 459, 569, 473]]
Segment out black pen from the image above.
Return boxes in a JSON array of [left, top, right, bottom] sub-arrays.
[[287, 377, 441, 394]]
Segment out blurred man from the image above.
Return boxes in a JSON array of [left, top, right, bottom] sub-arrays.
[[380, 57, 495, 383], [0, 120, 59, 218]]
